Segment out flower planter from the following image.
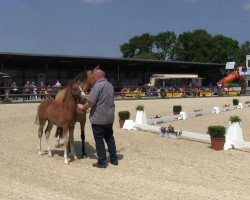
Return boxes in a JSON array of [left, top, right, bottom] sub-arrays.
[[224, 122, 243, 150], [122, 120, 135, 130], [135, 111, 147, 124], [119, 119, 125, 128], [210, 137, 225, 151], [118, 111, 130, 128]]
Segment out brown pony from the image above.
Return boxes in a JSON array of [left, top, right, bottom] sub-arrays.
[[35, 81, 86, 164], [55, 68, 96, 158]]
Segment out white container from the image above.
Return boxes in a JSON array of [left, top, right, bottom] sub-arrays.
[[224, 122, 243, 150], [135, 111, 147, 124]]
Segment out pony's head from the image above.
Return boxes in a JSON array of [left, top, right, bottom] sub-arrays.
[[68, 81, 86, 103], [74, 65, 99, 92]]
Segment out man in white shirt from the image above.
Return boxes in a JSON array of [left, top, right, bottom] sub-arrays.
[[54, 80, 61, 88]]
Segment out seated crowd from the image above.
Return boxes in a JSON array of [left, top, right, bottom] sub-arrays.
[[9, 80, 62, 100], [118, 84, 227, 98], [4, 81, 238, 101]]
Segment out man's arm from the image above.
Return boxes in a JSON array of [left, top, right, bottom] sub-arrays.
[[77, 101, 95, 110]]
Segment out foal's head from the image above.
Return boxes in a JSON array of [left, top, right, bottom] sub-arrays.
[[66, 81, 86, 103], [74, 66, 99, 92]]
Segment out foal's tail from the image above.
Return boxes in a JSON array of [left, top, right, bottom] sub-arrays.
[[34, 105, 40, 125], [55, 127, 63, 139]]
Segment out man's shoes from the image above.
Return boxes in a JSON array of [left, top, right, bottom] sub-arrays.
[[110, 160, 118, 166], [92, 162, 107, 168]]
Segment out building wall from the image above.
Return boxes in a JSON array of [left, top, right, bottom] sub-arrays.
[[246, 55, 250, 68], [0, 54, 224, 88], [3, 65, 221, 88]]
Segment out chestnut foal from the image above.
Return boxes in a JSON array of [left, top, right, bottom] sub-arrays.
[[35, 81, 86, 164], [54, 69, 96, 158]]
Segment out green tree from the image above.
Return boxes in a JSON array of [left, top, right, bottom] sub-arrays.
[[134, 52, 158, 59], [120, 29, 245, 64], [153, 31, 177, 60], [174, 29, 213, 62], [120, 33, 155, 58], [210, 34, 239, 63], [235, 40, 250, 65]]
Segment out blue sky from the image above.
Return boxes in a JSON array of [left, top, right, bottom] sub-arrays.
[[0, 0, 250, 58]]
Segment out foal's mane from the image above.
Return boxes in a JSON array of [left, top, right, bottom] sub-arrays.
[[61, 81, 77, 102], [55, 69, 94, 103], [73, 70, 88, 83]]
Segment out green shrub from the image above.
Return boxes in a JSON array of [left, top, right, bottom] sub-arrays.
[[136, 105, 144, 111], [229, 115, 241, 123], [245, 100, 250, 104], [218, 92, 224, 97], [118, 111, 130, 120], [160, 89, 166, 99], [2, 96, 12, 104], [232, 99, 239, 106], [207, 125, 226, 138], [173, 105, 182, 113]]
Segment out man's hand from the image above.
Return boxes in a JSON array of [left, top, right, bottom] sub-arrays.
[[77, 101, 95, 110], [77, 104, 85, 110]]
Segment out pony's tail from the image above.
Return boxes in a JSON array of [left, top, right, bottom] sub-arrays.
[[34, 105, 40, 125]]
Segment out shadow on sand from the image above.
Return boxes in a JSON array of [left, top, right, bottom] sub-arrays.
[[51, 140, 124, 162]]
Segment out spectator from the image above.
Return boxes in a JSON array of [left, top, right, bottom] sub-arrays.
[[46, 84, 52, 98], [39, 82, 46, 99], [23, 81, 31, 100], [54, 80, 61, 88], [11, 82, 19, 100], [30, 82, 37, 100]]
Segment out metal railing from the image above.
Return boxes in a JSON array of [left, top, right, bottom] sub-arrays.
[[0, 86, 248, 103], [0, 86, 60, 102]]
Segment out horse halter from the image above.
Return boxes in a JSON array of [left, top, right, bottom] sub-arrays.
[[77, 86, 87, 102]]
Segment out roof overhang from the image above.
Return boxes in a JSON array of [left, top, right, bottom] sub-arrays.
[[0, 52, 224, 68]]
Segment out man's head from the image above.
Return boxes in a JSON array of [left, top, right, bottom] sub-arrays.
[[94, 69, 105, 82]]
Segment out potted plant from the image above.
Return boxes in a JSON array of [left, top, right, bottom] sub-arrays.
[[232, 99, 239, 106], [245, 101, 250, 107], [118, 111, 130, 128], [229, 115, 241, 123], [224, 115, 244, 150], [245, 100, 250, 104], [173, 105, 182, 115], [135, 104, 147, 124], [136, 105, 144, 111], [207, 125, 226, 151]]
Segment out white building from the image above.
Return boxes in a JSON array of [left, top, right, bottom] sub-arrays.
[[242, 55, 250, 86]]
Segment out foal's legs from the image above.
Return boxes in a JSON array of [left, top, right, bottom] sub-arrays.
[[45, 122, 53, 157], [38, 125, 44, 155], [55, 127, 63, 148], [69, 125, 77, 160], [80, 118, 87, 158], [63, 128, 70, 164], [38, 120, 46, 155]]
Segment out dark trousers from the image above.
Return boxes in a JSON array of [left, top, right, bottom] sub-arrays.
[[92, 124, 117, 164]]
